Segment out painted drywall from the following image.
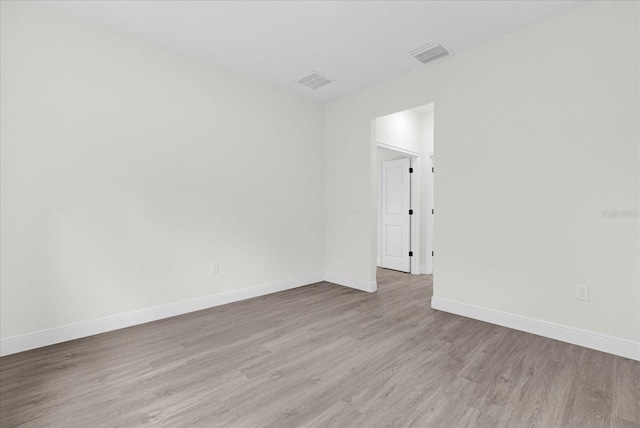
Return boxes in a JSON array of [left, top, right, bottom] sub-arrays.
[[375, 110, 423, 154], [324, 1, 639, 342], [0, 2, 324, 339], [420, 111, 434, 155]]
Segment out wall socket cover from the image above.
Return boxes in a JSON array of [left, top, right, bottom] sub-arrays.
[[576, 285, 589, 301], [211, 263, 219, 274]]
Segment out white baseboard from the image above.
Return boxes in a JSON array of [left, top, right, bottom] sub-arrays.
[[420, 265, 433, 275], [0, 273, 324, 357], [15, 277, 633, 360], [431, 296, 640, 361], [324, 273, 377, 293]]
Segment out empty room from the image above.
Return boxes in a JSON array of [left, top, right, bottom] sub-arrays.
[[1, 1, 638, 427]]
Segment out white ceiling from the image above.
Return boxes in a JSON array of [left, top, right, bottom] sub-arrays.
[[43, 0, 588, 103]]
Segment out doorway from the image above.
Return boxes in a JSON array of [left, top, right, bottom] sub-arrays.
[[374, 103, 434, 277]]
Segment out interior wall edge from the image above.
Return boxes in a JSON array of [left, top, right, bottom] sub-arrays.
[[324, 273, 377, 293]]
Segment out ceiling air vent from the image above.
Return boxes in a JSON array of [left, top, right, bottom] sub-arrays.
[[296, 71, 334, 90], [409, 41, 452, 65]]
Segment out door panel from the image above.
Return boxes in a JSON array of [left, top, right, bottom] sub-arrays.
[[385, 225, 403, 258], [381, 158, 411, 272]]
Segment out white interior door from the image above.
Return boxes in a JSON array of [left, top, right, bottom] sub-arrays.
[[381, 157, 411, 272]]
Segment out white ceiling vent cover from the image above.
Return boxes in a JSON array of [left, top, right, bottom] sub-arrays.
[[296, 71, 334, 90], [409, 41, 452, 65]]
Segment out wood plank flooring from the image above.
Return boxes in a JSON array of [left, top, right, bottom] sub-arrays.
[[1, 268, 638, 427]]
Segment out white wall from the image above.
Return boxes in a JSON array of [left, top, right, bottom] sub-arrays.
[[375, 110, 423, 153], [0, 2, 324, 340], [324, 0, 639, 346], [420, 111, 434, 155]]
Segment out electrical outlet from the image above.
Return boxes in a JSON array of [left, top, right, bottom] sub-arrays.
[[211, 263, 219, 274], [576, 285, 589, 301]]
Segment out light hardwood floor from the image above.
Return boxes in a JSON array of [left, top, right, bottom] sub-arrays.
[[1, 268, 639, 427]]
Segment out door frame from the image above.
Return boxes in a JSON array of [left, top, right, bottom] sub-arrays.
[[376, 142, 421, 275], [425, 153, 434, 275]]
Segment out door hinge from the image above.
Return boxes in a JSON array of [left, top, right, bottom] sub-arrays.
[[409, 167, 413, 173], [409, 251, 413, 257], [409, 209, 413, 215], [432, 167, 434, 173], [432, 251, 434, 256], [432, 209, 434, 215]]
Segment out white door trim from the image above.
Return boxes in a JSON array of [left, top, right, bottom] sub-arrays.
[[377, 142, 420, 157], [376, 142, 421, 275], [425, 153, 434, 274]]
